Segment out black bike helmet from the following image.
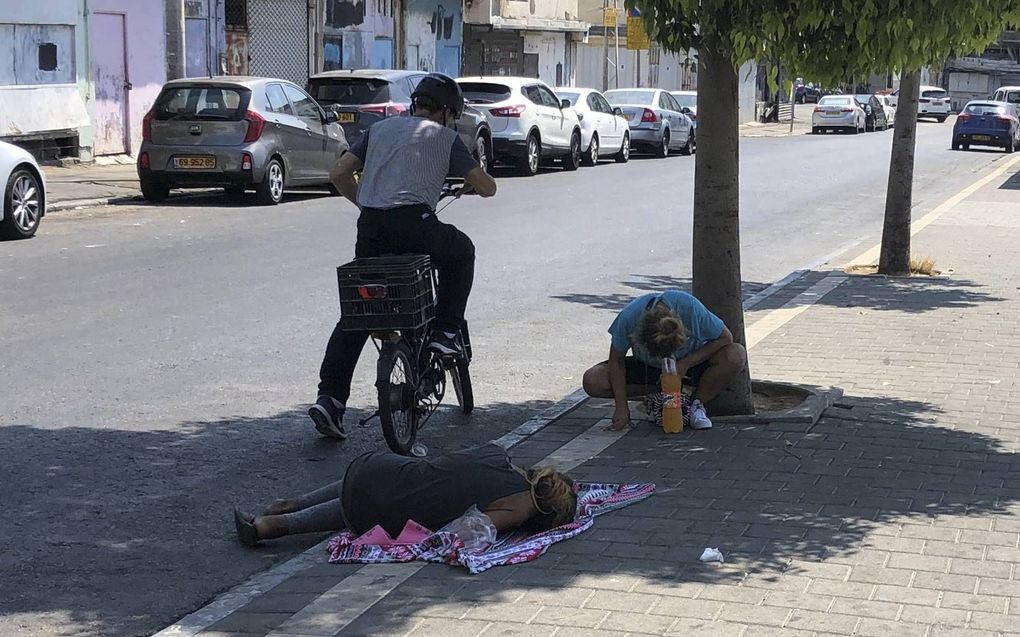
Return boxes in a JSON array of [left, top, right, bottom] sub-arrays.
[[411, 73, 465, 118]]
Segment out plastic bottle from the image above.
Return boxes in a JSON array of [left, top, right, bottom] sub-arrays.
[[661, 357, 683, 433]]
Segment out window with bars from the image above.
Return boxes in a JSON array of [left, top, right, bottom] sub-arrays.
[[225, 0, 246, 31]]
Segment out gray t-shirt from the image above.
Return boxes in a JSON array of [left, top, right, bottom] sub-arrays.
[[350, 116, 479, 210]]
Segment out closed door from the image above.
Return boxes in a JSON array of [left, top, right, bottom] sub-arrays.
[[537, 85, 570, 147], [589, 93, 619, 148], [284, 84, 330, 181], [93, 13, 129, 155]]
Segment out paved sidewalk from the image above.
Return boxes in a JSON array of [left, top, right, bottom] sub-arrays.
[[42, 158, 145, 210], [165, 161, 1020, 637]]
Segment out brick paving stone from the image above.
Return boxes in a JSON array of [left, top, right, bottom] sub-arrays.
[[828, 597, 901, 620], [409, 617, 490, 637], [783, 609, 859, 635], [648, 597, 724, 620], [848, 566, 912, 586], [912, 572, 978, 593], [715, 604, 790, 627], [206, 612, 293, 634], [480, 624, 556, 637], [597, 610, 676, 634], [662, 619, 747, 637], [978, 578, 1020, 597], [899, 604, 970, 626], [583, 590, 659, 613], [463, 601, 541, 624], [855, 618, 929, 637], [940, 591, 1007, 613], [872, 584, 939, 606], [529, 606, 608, 628]]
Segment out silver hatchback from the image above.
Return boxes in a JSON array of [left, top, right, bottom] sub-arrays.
[[138, 77, 349, 205]]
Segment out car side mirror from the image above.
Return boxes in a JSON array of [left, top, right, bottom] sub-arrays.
[[322, 105, 341, 124], [681, 107, 692, 114], [613, 107, 623, 117], [560, 98, 571, 109]]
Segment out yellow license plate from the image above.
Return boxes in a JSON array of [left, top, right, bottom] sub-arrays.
[[338, 112, 356, 123], [174, 156, 216, 169], [972, 135, 991, 141]]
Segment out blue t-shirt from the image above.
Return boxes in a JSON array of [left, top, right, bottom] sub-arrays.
[[608, 290, 725, 368]]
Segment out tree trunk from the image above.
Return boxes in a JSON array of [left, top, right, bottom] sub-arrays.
[[691, 37, 753, 416], [879, 69, 921, 275]]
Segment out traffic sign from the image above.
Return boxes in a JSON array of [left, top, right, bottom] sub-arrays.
[[603, 7, 618, 26], [627, 16, 649, 50]]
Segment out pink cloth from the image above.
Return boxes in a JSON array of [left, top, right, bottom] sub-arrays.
[[352, 520, 432, 547]]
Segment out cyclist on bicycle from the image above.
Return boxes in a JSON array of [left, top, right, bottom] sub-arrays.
[[310, 73, 497, 439]]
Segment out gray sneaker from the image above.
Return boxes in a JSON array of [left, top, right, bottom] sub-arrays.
[[308, 395, 347, 439]]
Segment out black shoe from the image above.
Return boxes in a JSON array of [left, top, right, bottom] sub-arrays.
[[428, 330, 464, 356], [308, 395, 347, 439]]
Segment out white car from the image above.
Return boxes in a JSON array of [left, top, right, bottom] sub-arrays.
[[457, 77, 582, 176], [670, 90, 698, 124], [991, 86, 1020, 107], [811, 95, 866, 134], [877, 94, 896, 126], [554, 87, 631, 165], [889, 85, 950, 122], [1, 140, 45, 240]]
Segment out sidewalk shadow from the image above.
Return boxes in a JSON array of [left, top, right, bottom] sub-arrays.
[[314, 390, 1020, 636], [816, 273, 1004, 313], [999, 168, 1020, 190], [0, 397, 558, 636], [551, 274, 771, 312]]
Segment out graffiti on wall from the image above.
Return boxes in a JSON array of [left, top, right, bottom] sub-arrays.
[[326, 0, 366, 29], [406, 0, 461, 76], [225, 30, 248, 75]]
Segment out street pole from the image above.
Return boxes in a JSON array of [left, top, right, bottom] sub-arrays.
[[602, 0, 609, 91], [165, 0, 186, 80], [613, 0, 619, 89]]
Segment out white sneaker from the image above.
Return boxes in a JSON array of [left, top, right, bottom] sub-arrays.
[[688, 399, 713, 430]]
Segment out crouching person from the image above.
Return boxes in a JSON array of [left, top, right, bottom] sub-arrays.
[[582, 289, 746, 431]]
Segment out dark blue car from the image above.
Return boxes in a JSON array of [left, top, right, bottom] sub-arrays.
[[952, 101, 1020, 153]]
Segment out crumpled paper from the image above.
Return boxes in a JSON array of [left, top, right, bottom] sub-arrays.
[[699, 547, 725, 563]]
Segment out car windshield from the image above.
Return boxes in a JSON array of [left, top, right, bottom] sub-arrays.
[[819, 97, 851, 106], [671, 93, 697, 107], [153, 86, 247, 120], [308, 78, 391, 106], [605, 90, 655, 106], [459, 82, 512, 104], [557, 91, 580, 106], [1000, 90, 1020, 104], [965, 103, 1006, 116], [922, 89, 947, 98]]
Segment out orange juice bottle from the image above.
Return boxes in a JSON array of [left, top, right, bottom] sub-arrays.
[[661, 358, 683, 433]]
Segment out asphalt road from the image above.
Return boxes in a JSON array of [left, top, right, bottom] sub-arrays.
[[0, 119, 1011, 636]]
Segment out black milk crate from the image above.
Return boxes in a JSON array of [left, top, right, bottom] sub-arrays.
[[337, 255, 436, 331]]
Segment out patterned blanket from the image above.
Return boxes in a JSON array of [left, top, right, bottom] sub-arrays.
[[326, 482, 656, 574]]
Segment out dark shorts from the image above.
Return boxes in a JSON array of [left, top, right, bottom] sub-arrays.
[[602, 356, 710, 388]]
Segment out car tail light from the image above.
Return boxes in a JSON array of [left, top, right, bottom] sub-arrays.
[[919, 98, 930, 104], [358, 285, 387, 300], [641, 108, 657, 122], [840, 107, 853, 112], [142, 111, 153, 143], [138, 152, 150, 169], [814, 106, 826, 112], [957, 113, 970, 122], [359, 103, 408, 117], [243, 110, 266, 143], [489, 104, 526, 117], [241, 152, 253, 171]]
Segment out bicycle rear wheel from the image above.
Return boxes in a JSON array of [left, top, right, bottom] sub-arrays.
[[450, 358, 474, 415], [377, 341, 418, 454]]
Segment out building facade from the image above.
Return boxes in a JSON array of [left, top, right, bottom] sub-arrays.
[[0, 0, 91, 159], [461, 0, 588, 86]]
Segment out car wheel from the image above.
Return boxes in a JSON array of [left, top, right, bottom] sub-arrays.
[[680, 129, 695, 156], [614, 133, 630, 163], [937, 117, 947, 123], [582, 134, 599, 167], [224, 185, 246, 197], [962, 143, 970, 151], [140, 177, 170, 202], [811, 126, 819, 134], [256, 158, 285, 205], [655, 129, 670, 158], [951, 140, 960, 151], [0, 168, 42, 240], [474, 135, 490, 173], [562, 131, 582, 171], [518, 134, 541, 176], [1006, 138, 1015, 154], [850, 125, 859, 135]]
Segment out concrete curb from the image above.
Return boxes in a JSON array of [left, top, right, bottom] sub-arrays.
[[714, 380, 843, 426], [49, 195, 142, 211]]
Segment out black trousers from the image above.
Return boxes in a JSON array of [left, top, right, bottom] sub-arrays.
[[317, 205, 476, 402]]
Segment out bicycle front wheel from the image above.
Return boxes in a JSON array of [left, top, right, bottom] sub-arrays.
[[377, 341, 418, 455], [450, 357, 474, 415]]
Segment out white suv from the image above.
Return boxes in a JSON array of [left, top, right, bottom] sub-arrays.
[[890, 85, 950, 122], [457, 77, 582, 176]]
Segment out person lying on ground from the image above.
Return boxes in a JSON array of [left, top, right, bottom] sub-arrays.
[[234, 443, 576, 546], [581, 289, 747, 431]]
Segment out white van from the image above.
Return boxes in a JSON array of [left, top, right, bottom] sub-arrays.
[[888, 85, 951, 122], [991, 86, 1020, 106]]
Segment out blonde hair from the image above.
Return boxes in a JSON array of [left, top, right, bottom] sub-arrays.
[[514, 465, 577, 531], [634, 302, 688, 358]]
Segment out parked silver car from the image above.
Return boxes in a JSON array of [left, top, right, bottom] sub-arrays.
[[604, 89, 695, 158], [138, 77, 348, 205]]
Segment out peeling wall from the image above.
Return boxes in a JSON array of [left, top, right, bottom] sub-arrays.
[[524, 31, 566, 85], [404, 0, 461, 76], [320, 0, 397, 71], [466, 0, 580, 23]]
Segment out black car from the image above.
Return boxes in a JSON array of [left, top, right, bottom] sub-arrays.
[[307, 69, 492, 171], [854, 95, 890, 132]]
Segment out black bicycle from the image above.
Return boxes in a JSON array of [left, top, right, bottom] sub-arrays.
[[336, 186, 473, 455]]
